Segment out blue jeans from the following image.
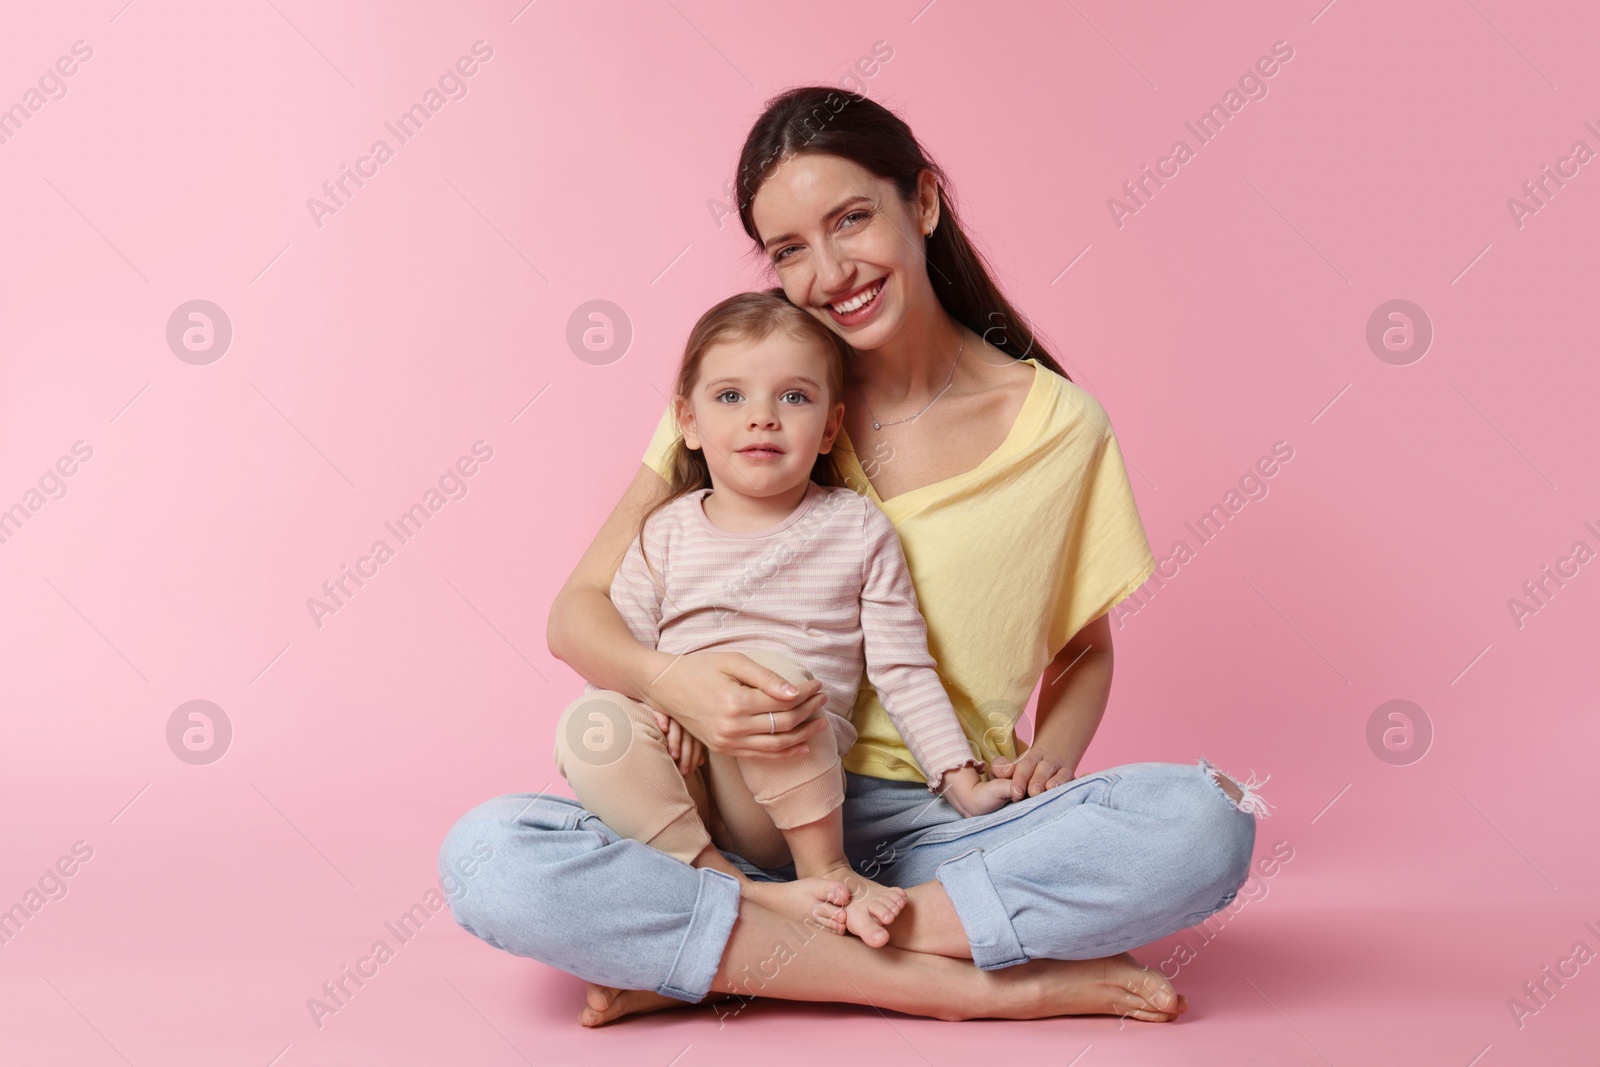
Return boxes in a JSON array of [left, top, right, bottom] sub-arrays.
[[437, 758, 1261, 1003]]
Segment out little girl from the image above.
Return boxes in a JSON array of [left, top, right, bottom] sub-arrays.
[[553, 289, 1014, 947]]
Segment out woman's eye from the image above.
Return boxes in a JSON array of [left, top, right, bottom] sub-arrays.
[[774, 211, 866, 263]]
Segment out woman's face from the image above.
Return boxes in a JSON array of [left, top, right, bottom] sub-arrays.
[[750, 153, 938, 353]]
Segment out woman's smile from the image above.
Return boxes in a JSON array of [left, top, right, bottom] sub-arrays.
[[825, 277, 887, 327]]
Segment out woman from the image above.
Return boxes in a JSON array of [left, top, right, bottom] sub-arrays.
[[438, 86, 1263, 1026]]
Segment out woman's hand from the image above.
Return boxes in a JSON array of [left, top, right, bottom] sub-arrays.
[[641, 649, 830, 760], [990, 748, 1075, 801]]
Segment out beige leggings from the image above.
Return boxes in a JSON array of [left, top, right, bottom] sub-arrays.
[[552, 648, 856, 872]]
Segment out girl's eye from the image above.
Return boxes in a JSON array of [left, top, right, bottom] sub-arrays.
[[714, 389, 807, 404]]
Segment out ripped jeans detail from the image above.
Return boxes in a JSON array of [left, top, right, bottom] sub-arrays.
[[1198, 757, 1273, 818]]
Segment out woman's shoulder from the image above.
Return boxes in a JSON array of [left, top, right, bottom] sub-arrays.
[[1026, 358, 1117, 440], [641, 402, 684, 480]]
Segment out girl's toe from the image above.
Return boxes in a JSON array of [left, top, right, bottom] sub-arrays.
[[855, 915, 891, 945]]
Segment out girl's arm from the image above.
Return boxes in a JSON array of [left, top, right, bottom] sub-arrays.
[[856, 505, 1003, 810], [992, 613, 1113, 799], [547, 463, 831, 758]]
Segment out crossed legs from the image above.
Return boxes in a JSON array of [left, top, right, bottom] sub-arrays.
[[553, 649, 910, 947]]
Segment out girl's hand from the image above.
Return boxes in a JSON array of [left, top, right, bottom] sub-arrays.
[[991, 749, 1075, 801], [641, 649, 830, 760], [941, 772, 1016, 818], [649, 709, 706, 777]]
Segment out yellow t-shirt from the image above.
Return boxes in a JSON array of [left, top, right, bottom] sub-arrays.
[[639, 357, 1157, 783]]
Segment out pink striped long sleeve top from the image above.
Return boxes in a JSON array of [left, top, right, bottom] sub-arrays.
[[587, 481, 982, 792]]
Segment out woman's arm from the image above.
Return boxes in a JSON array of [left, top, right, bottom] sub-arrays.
[[546, 462, 831, 758], [991, 613, 1114, 799], [1032, 611, 1114, 774], [545, 463, 674, 699]]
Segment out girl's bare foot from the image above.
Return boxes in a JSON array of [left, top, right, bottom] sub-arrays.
[[811, 863, 907, 948], [977, 951, 1188, 1022], [742, 876, 851, 935]]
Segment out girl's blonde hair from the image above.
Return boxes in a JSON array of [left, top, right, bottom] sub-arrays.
[[635, 288, 851, 578]]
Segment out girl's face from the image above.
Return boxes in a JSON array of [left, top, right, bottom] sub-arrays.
[[676, 330, 845, 500], [751, 153, 939, 352]]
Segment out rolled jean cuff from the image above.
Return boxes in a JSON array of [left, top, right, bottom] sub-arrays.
[[658, 866, 742, 1002], [935, 847, 1028, 971]]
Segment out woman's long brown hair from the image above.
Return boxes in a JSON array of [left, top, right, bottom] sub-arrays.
[[634, 288, 851, 580], [733, 85, 1070, 380]]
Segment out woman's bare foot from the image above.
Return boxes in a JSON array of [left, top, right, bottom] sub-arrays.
[[742, 876, 851, 935], [583, 950, 1187, 1025], [581, 984, 749, 1028], [976, 951, 1188, 1022], [810, 863, 907, 948], [579, 984, 686, 1027]]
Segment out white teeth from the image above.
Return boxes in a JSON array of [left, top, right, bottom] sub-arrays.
[[831, 280, 883, 314]]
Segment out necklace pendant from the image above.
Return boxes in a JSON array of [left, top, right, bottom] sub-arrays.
[[872, 420, 881, 430]]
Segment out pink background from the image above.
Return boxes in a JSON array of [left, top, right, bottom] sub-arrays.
[[3, 1, 1598, 1063]]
